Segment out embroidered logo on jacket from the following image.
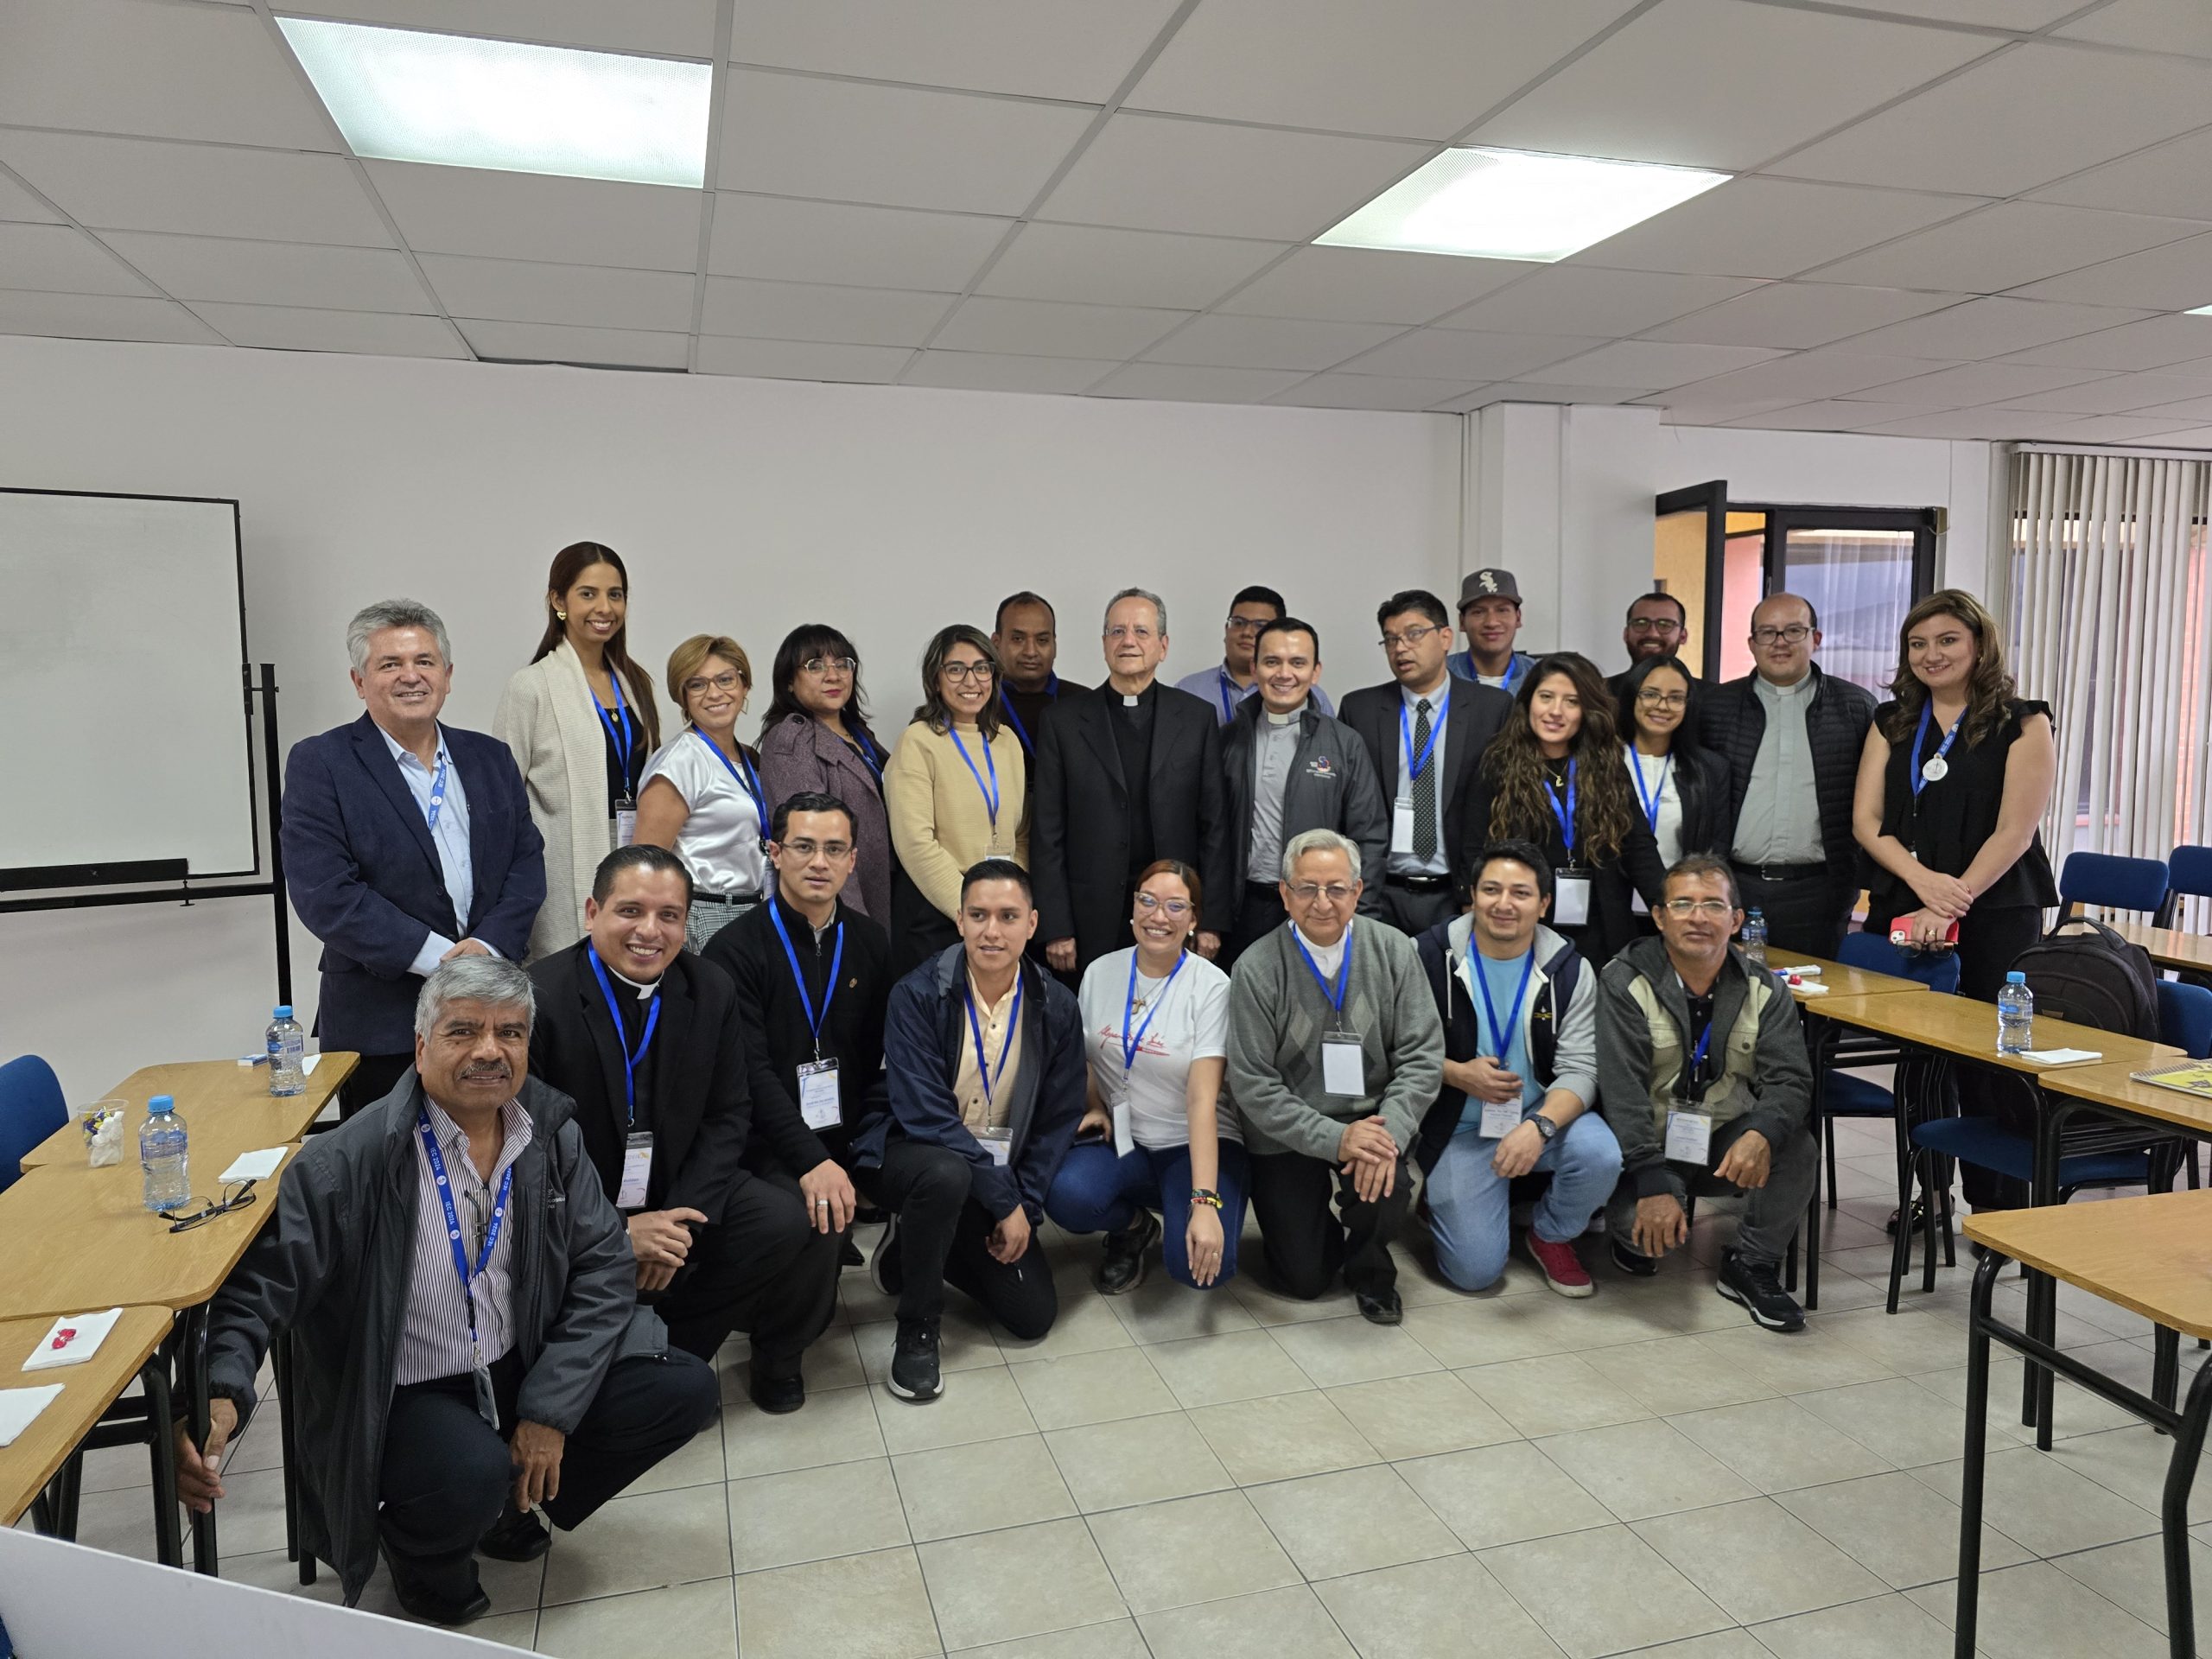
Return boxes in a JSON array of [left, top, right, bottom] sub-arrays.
[[1305, 756, 1336, 779]]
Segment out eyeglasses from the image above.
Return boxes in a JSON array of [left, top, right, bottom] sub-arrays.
[[1751, 624, 1811, 645], [941, 661, 995, 684], [1626, 618, 1684, 635], [779, 838, 852, 861], [1105, 625, 1158, 643], [1135, 893, 1192, 918], [1379, 623, 1444, 650], [160, 1179, 258, 1234], [683, 671, 743, 697], [1636, 690, 1688, 709], [1224, 614, 1273, 633], [1287, 882, 1357, 904], [801, 656, 857, 676], [1662, 898, 1734, 918]]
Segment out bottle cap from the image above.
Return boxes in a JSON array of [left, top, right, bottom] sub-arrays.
[[273, 1005, 293, 1019], [2005, 971, 2026, 984], [148, 1094, 175, 1114]]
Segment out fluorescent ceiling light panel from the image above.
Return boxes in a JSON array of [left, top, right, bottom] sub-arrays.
[[276, 17, 711, 188], [1317, 147, 1730, 263], [2190, 305, 2212, 316]]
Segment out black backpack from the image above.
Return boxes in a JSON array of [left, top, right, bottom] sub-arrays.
[[2007, 916, 2159, 1039]]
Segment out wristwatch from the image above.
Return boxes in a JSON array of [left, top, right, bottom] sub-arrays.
[[1530, 1116, 1558, 1142]]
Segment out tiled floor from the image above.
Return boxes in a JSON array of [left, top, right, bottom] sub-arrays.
[[46, 1116, 2211, 1657]]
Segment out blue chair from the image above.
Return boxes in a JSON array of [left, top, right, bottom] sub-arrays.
[[2161, 979, 2212, 1060], [0, 1055, 67, 1196], [2155, 845, 2212, 930], [2059, 852, 2169, 918]]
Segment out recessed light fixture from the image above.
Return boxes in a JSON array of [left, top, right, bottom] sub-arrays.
[[2189, 304, 2212, 316], [276, 16, 712, 188], [1317, 146, 1731, 263]]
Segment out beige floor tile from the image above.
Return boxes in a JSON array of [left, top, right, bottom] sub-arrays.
[[1786, 1376, 1974, 1469], [1312, 1554, 1562, 1659], [874, 1364, 1039, 1456], [1576, 1335, 1779, 1418], [1773, 1469, 2033, 1591], [1663, 1395, 1891, 1493], [467, 1610, 537, 1650], [1144, 1327, 1316, 1408], [1629, 1495, 1885, 1623], [1535, 1419, 1757, 1522], [948, 1621, 1150, 1658], [1400, 1296, 1582, 1370], [2040, 1422, 2212, 1526], [721, 1327, 868, 1402], [1820, 1306, 1975, 1376], [1186, 1389, 1382, 1485], [1266, 1314, 1441, 1388], [534, 1577, 736, 1659], [995, 1278, 1140, 1363], [1007, 1346, 1179, 1430], [542, 1479, 732, 1605], [1459, 1351, 1654, 1438], [1322, 1370, 1518, 1460], [855, 1312, 1005, 1385], [918, 1516, 1127, 1649], [2048, 1533, 2212, 1649], [1229, 1275, 1365, 1326], [615, 1421, 728, 1497], [1135, 1583, 1356, 1659], [1046, 1413, 1234, 1511], [1109, 1270, 1261, 1342], [892, 1433, 1075, 1543], [722, 1382, 887, 1478], [1243, 1463, 1461, 1578], [1904, 1560, 2171, 1658], [1803, 1269, 1902, 1314], [1395, 1441, 1613, 1552], [1479, 1522, 1732, 1659], [1616, 1635, 1767, 1657], [725, 1456, 909, 1573], [1746, 1590, 1955, 1659], [1910, 1353, 2143, 1444], [1084, 1489, 1300, 1613], [734, 1544, 941, 1659], [1690, 1325, 1895, 1395], [1907, 1444, 2161, 1557]]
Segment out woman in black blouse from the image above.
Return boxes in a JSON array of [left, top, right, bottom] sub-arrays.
[[1615, 653, 1729, 880]]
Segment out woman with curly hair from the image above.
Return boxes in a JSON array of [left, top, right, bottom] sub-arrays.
[[1453, 652, 1664, 968]]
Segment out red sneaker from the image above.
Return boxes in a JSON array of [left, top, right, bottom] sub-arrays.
[[1524, 1232, 1595, 1299]]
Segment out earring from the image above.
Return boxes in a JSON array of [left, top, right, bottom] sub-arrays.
[[556, 610, 568, 621]]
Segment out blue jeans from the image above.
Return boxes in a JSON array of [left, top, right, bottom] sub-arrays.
[[1426, 1112, 1623, 1291], [1045, 1139, 1249, 1290]]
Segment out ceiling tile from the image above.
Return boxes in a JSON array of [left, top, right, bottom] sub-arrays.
[[0, 288, 221, 344], [0, 223, 152, 297], [1991, 311, 2212, 370], [1267, 372, 1484, 410], [1478, 382, 1657, 405], [2002, 232, 2212, 310], [1519, 339, 1788, 389], [0, 0, 337, 149], [1214, 246, 1535, 324], [417, 254, 696, 330], [1034, 112, 1429, 241], [1661, 350, 1955, 404], [1128, 0, 1640, 140], [930, 295, 1189, 358], [0, 170, 62, 225], [898, 350, 1117, 392], [701, 277, 955, 346], [1140, 314, 1403, 370], [1722, 399, 1958, 431], [1437, 267, 1761, 336], [730, 0, 1179, 101], [1993, 374, 2212, 415], [1471, 0, 1996, 169], [2031, 129, 2212, 222], [717, 71, 1096, 216], [1338, 327, 1605, 379], [364, 162, 702, 271], [1087, 363, 1311, 403], [2126, 424, 2212, 446], [0, 131, 392, 245], [1861, 0, 2087, 21], [1640, 282, 1966, 348], [1567, 177, 1982, 280], [1777, 43, 2212, 197], [1863, 408, 2073, 438], [1807, 201, 2212, 294], [1844, 361, 2114, 404], [1646, 394, 1810, 425], [278, 0, 721, 56], [97, 232, 431, 311], [2056, 412, 2212, 441], [2052, 0, 2212, 58], [189, 302, 467, 357], [2120, 392, 2212, 422], [1827, 296, 2151, 358], [978, 223, 1288, 310], [459, 319, 691, 370], [706, 194, 1009, 290], [693, 336, 914, 381]]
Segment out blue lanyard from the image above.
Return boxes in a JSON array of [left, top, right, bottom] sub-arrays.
[[1545, 760, 1578, 861], [1500, 656, 1522, 694], [770, 901, 843, 1058], [593, 673, 634, 798], [586, 944, 661, 1125], [1216, 666, 1243, 724], [422, 748, 450, 832], [1121, 951, 1184, 1071], [1467, 946, 1535, 1065], [963, 969, 1024, 1109], [849, 728, 884, 790], [1290, 928, 1351, 1015], [1399, 689, 1449, 785], [416, 1109, 513, 1358], [1626, 746, 1671, 835], [949, 727, 1001, 830], [1910, 701, 1964, 800], [691, 728, 769, 836], [1683, 1007, 1717, 1096], [995, 676, 1057, 757]]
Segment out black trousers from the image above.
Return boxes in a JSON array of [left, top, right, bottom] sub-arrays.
[[1733, 870, 1854, 961], [1247, 1146, 1411, 1300], [651, 1169, 841, 1376], [1221, 882, 1288, 969], [340, 1052, 414, 1119], [862, 1138, 1057, 1339], [1927, 904, 2046, 1211], [1376, 879, 1456, 936], [378, 1346, 717, 1602], [890, 867, 960, 977]]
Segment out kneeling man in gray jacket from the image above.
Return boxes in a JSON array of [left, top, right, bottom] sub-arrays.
[[175, 957, 720, 1624]]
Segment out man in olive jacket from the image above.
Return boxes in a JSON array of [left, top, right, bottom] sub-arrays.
[[177, 958, 717, 1624]]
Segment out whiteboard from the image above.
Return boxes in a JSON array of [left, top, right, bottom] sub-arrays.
[[0, 490, 254, 878]]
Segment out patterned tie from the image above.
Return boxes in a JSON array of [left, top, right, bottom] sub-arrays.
[[1413, 697, 1437, 862]]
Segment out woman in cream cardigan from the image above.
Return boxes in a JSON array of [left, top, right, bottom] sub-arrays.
[[493, 542, 661, 961]]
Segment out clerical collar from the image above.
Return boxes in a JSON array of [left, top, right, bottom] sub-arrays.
[[1265, 703, 1306, 726], [607, 962, 661, 999]]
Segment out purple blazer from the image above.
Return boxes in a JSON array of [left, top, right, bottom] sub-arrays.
[[755, 712, 894, 924]]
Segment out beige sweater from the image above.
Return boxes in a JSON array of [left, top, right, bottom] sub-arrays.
[[884, 719, 1028, 920]]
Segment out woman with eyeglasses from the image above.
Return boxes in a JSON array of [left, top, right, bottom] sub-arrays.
[[1454, 652, 1664, 969], [494, 541, 663, 961], [635, 634, 771, 950], [883, 624, 1029, 972], [1044, 861, 1244, 1294], [1615, 654, 1728, 925], [757, 624, 894, 924]]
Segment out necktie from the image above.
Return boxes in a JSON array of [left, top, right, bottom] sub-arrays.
[[1413, 697, 1437, 862]]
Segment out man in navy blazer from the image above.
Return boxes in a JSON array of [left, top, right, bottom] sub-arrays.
[[283, 599, 546, 1113]]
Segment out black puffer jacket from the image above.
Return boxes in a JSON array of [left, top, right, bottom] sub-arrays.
[[1695, 664, 1876, 876]]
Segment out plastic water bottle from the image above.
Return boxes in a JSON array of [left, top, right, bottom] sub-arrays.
[[1998, 972, 2035, 1056], [140, 1095, 189, 1213], [1741, 908, 1768, 971], [266, 1005, 307, 1096]]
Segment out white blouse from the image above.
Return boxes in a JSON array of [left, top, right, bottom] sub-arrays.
[[641, 728, 769, 901]]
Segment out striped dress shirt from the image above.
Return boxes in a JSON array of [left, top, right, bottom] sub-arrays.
[[395, 1096, 534, 1386], [376, 721, 477, 977]]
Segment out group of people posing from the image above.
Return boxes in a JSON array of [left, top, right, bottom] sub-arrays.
[[184, 544, 2056, 1623]]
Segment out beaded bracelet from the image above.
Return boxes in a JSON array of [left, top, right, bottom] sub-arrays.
[[1188, 1188, 1224, 1211]]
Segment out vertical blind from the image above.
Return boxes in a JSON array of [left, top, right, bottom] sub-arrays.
[[2008, 449, 2212, 920]]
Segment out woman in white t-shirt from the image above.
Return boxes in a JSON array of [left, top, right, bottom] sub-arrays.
[[635, 632, 772, 951], [1044, 861, 1245, 1294]]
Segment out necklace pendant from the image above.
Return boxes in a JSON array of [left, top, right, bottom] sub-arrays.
[[1920, 756, 1948, 783]]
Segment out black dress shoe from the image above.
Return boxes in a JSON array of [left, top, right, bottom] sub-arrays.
[[839, 1235, 866, 1269], [382, 1550, 493, 1626], [475, 1503, 550, 1562], [1354, 1285, 1402, 1325], [1093, 1209, 1160, 1296], [748, 1369, 806, 1414], [1610, 1236, 1660, 1278]]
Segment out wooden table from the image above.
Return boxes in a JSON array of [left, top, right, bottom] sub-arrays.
[[1955, 1193, 2212, 1658], [1810, 992, 2183, 1075], [1769, 950, 1936, 1001], [2110, 920, 2212, 977], [0, 1308, 175, 1529], [22, 1053, 356, 1172]]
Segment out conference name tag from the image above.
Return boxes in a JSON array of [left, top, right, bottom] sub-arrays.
[[1111, 1097, 1135, 1160], [1480, 1100, 1522, 1140], [612, 809, 638, 849], [1553, 871, 1592, 927], [1664, 1109, 1713, 1165], [1630, 889, 1649, 917], [616, 1132, 654, 1211], [797, 1060, 842, 1130], [1321, 1033, 1365, 1097], [977, 1125, 1014, 1166], [1389, 799, 1416, 855]]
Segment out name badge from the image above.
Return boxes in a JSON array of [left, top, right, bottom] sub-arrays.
[[1553, 870, 1592, 927], [1479, 1099, 1522, 1140], [616, 1131, 654, 1211], [1321, 1033, 1365, 1097], [1390, 798, 1415, 855], [1630, 889, 1649, 917], [1111, 1097, 1135, 1160], [977, 1125, 1014, 1166], [1664, 1109, 1713, 1165], [797, 1060, 842, 1130], [612, 809, 638, 849], [471, 1358, 500, 1432]]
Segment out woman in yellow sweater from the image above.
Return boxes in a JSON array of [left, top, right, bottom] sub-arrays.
[[884, 624, 1028, 973]]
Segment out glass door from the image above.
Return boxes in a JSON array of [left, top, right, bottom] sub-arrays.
[[1654, 480, 1726, 680], [1763, 508, 1938, 696]]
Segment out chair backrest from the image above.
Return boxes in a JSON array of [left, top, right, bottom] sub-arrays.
[[2162, 847, 2212, 927], [0, 1055, 67, 1196], [2060, 851, 2170, 917], [2158, 980, 2212, 1059], [1836, 929, 1962, 993]]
